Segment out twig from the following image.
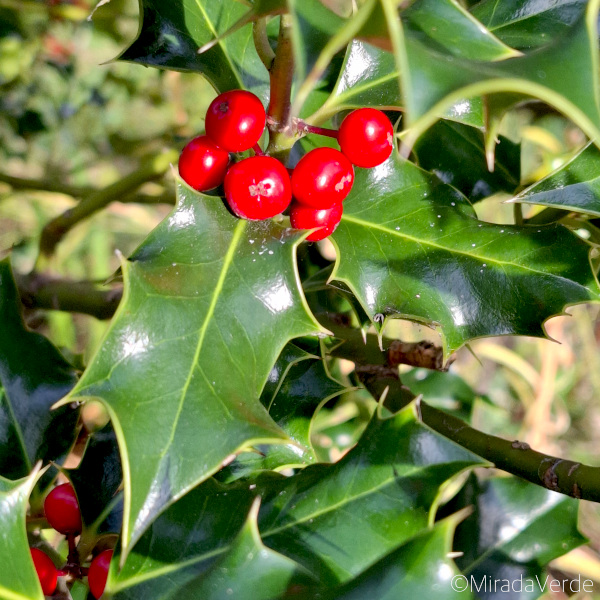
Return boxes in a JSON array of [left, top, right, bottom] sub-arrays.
[[253, 18, 275, 70], [16, 272, 122, 320], [39, 149, 178, 255], [0, 173, 94, 197]]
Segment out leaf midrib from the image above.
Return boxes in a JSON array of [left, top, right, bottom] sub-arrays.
[[340, 213, 588, 283]]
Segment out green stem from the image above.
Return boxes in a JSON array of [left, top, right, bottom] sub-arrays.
[[39, 149, 178, 255], [266, 14, 296, 160], [16, 272, 122, 320], [253, 18, 275, 70], [0, 173, 94, 197]]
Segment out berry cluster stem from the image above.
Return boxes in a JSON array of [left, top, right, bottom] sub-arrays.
[[266, 14, 295, 159], [296, 122, 339, 139]]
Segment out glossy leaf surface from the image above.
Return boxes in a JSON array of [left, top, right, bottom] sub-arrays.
[[472, 0, 588, 50], [65, 184, 323, 556], [448, 476, 586, 598], [0, 258, 79, 482], [119, 0, 270, 99], [414, 120, 521, 201], [331, 156, 600, 354], [109, 402, 485, 596], [516, 141, 600, 217], [0, 470, 44, 600]]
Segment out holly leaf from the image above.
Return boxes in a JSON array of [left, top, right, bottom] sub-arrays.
[[0, 258, 79, 486], [107, 401, 485, 597], [384, 0, 600, 151], [119, 0, 270, 99], [515, 141, 600, 217], [0, 468, 45, 600], [68, 423, 122, 532], [308, 39, 483, 129], [472, 0, 588, 50], [414, 120, 521, 202], [62, 184, 324, 557], [446, 475, 586, 598], [330, 155, 600, 355], [313, 514, 471, 600]]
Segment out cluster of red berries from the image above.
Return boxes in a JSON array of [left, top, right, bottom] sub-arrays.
[[30, 482, 113, 598], [178, 90, 394, 241]]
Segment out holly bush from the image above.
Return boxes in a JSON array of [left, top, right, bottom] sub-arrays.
[[3, 0, 600, 598]]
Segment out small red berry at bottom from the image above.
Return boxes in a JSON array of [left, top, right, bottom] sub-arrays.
[[178, 135, 230, 192], [88, 549, 113, 599], [44, 482, 82, 535], [338, 108, 394, 168], [224, 156, 291, 220], [30, 548, 58, 596], [291, 148, 354, 209], [290, 201, 343, 241]]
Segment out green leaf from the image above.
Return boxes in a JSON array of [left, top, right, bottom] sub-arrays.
[[387, 0, 600, 150], [414, 120, 520, 202], [0, 258, 79, 482], [64, 185, 324, 557], [330, 155, 600, 354], [313, 514, 472, 600], [403, 0, 520, 61], [447, 475, 586, 598], [0, 468, 45, 600], [515, 141, 600, 217], [169, 498, 317, 600], [308, 39, 483, 129], [472, 0, 588, 50], [119, 0, 269, 98], [68, 423, 122, 531], [109, 401, 485, 596]]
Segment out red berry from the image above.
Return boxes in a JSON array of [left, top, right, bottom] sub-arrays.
[[205, 90, 266, 152], [44, 482, 82, 535], [224, 156, 291, 220], [30, 548, 58, 596], [178, 135, 230, 191], [291, 148, 354, 209], [88, 549, 113, 599], [338, 108, 394, 168], [290, 201, 343, 241]]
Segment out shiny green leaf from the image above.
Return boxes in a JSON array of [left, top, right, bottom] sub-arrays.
[[0, 469, 45, 600], [516, 141, 600, 217], [403, 0, 520, 61], [472, 0, 588, 50], [312, 515, 471, 600], [414, 120, 520, 202], [0, 258, 79, 483], [109, 401, 485, 596], [119, 0, 269, 99], [331, 155, 600, 354], [64, 184, 324, 557], [447, 475, 586, 598]]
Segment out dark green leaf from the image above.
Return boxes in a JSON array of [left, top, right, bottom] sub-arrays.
[[119, 0, 269, 99], [0, 258, 79, 483], [472, 0, 588, 50], [313, 514, 472, 600], [63, 185, 324, 556], [109, 401, 485, 596], [447, 475, 586, 600], [68, 423, 122, 531], [331, 155, 599, 354], [0, 469, 45, 600], [414, 120, 520, 201], [403, 0, 520, 61], [515, 141, 600, 217]]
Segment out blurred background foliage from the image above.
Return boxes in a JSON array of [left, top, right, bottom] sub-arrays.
[[3, 1, 600, 595]]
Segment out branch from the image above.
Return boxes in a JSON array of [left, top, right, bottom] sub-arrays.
[[0, 173, 94, 197], [357, 369, 600, 502], [253, 18, 275, 70], [39, 149, 178, 255], [16, 272, 122, 320], [266, 14, 296, 158]]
